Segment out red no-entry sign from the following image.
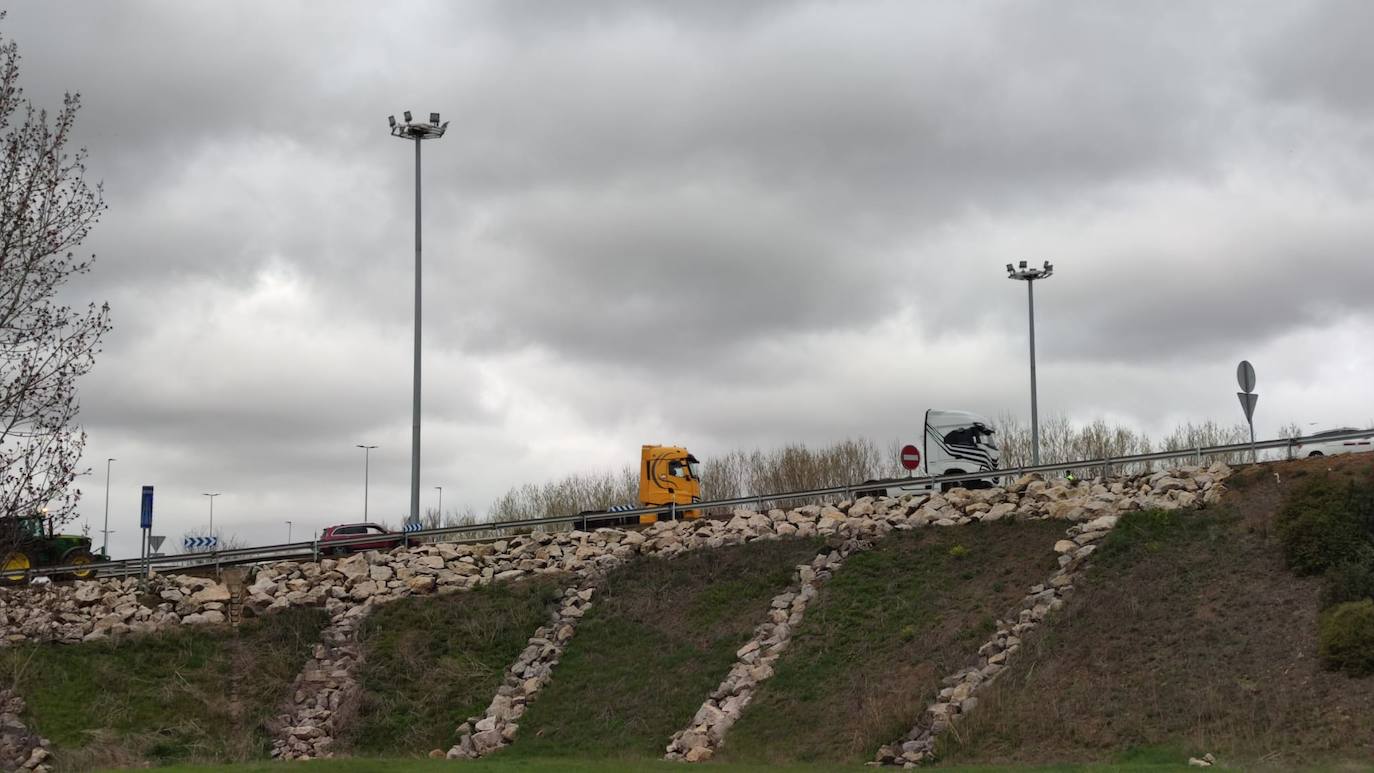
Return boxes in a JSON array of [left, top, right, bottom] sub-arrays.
[[900, 444, 921, 471]]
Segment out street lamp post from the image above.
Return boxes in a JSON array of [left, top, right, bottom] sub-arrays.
[[201, 492, 220, 542], [1006, 260, 1055, 466], [101, 458, 115, 557], [356, 444, 378, 522], [434, 485, 443, 521], [286, 520, 293, 543], [389, 110, 449, 528]]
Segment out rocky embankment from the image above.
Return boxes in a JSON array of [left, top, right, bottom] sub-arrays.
[[0, 463, 1230, 762], [0, 690, 51, 773]]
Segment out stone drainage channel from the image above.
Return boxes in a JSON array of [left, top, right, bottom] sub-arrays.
[[269, 602, 372, 759], [445, 574, 602, 759], [664, 537, 872, 762], [872, 511, 1122, 767]]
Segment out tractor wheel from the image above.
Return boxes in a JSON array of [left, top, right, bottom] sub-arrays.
[[1, 551, 33, 586], [62, 550, 96, 581]]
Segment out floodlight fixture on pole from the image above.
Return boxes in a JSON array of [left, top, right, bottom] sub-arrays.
[[102, 458, 115, 557], [1006, 260, 1055, 466], [388, 110, 449, 528], [356, 444, 378, 523], [201, 492, 220, 538]]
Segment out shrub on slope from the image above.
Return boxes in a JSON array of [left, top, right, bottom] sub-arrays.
[[1319, 599, 1374, 677]]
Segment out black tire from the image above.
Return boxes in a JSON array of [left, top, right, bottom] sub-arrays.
[[61, 549, 96, 581], [1308, 451, 1324, 458], [941, 471, 966, 493], [1, 550, 34, 586]]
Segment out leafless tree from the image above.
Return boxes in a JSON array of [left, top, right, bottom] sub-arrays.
[[0, 19, 110, 539]]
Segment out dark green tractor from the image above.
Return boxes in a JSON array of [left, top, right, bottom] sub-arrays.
[[1, 514, 103, 584]]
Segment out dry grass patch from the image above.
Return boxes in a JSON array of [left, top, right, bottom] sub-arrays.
[[943, 457, 1374, 769]]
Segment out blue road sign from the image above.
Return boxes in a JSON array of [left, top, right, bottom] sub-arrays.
[[140, 485, 154, 529], [402, 521, 424, 533], [183, 536, 218, 550]]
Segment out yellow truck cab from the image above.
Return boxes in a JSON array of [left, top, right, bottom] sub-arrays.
[[636, 444, 703, 523]]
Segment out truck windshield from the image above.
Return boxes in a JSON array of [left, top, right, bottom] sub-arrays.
[[688, 461, 701, 479]]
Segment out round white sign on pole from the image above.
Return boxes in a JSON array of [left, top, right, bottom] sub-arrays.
[[1236, 360, 1256, 393], [900, 444, 922, 471]]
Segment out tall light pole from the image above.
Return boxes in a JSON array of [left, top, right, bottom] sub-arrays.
[[434, 485, 443, 520], [101, 458, 115, 557], [389, 110, 449, 527], [1006, 260, 1055, 466], [201, 492, 220, 539], [356, 444, 378, 522], [286, 520, 293, 543]]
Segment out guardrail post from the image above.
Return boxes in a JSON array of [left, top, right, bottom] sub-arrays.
[[1194, 446, 1202, 466], [670, 501, 678, 521]]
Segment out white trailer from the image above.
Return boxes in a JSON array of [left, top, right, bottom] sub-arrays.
[[856, 409, 1002, 498]]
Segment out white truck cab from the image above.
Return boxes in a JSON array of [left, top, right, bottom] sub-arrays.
[[857, 409, 1002, 498]]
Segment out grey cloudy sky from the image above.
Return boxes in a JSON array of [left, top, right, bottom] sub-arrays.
[[4, 1, 1371, 556]]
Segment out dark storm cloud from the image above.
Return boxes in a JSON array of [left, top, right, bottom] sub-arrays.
[[1, 1, 1370, 551]]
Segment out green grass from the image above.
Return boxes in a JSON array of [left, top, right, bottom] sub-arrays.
[[89, 754, 1267, 772], [1093, 508, 1230, 565], [721, 521, 1066, 764], [346, 575, 567, 755], [1, 606, 328, 769], [502, 537, 823, 759]]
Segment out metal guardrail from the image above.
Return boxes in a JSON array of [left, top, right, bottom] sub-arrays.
[[12, 427, 1374, 582]]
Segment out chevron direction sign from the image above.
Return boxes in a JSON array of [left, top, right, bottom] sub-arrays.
[[402, 522, 424, 533], [183, 536, 219, 551]]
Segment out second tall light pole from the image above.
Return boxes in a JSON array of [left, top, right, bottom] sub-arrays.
[[1006, 260, 1054, 466], [202, 492, 220, 539], [101, 457, 116, 557], [390, 110, 448, 527], [356, 444, 378, 523]]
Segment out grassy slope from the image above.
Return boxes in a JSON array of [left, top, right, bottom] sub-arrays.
[[503, 537, 823, 759], [1, 606, 328, 770], [346, 575, 566, 755], [942, 454, 1374, 769], [94, 756, 1259, 773], [721, 520, 1067, 764]]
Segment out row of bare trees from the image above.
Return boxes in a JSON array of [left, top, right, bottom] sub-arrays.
[[464, 415, 1288, 527]]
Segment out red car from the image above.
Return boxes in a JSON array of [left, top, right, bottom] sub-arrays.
[[319, 523, 404, 555]]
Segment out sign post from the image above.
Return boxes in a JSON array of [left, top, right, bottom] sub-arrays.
[[1236, 361, 1258, 464], [140, 485, 154, 579]]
